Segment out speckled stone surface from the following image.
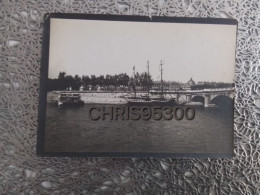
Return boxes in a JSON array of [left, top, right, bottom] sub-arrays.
[[1, 0, 260, 194]]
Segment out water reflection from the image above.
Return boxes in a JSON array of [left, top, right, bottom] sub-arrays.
[[44, 104, 233, 155]]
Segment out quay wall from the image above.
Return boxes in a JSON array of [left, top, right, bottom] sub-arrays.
[[47, 91, 178, 104], [47, 91, 140, 104]]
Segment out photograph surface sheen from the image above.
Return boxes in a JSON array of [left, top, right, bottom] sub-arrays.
[[43, 16, 237, 157]]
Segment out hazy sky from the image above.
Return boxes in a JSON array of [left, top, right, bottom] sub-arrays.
[[48, 18, 237, 83]]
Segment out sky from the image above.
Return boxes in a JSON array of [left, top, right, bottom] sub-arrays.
[[48, 18, 237, 83]]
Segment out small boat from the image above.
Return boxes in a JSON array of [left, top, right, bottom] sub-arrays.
[[55, 93, 84, 106]]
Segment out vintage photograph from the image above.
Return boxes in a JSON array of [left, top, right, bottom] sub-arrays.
[[41, 15, 237, 157]]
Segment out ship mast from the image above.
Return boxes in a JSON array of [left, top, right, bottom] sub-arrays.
[[133, 65, 136, 98], [160, 60, 164, 94], [147, 60, 150, 95]]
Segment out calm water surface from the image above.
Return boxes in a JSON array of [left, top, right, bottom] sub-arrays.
[[44, 104, 233, 155]]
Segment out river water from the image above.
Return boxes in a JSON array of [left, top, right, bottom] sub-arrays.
[[44, 104, 234, 156]]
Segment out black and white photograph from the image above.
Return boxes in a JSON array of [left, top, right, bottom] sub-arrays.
[[39, 14, 237, 157]]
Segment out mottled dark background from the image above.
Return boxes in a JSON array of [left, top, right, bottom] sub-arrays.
[[1, 0, 259, 194]]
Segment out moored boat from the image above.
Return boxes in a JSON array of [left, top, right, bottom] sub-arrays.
[[53, 93, 84, 106], [125, 60, 179, 107], [126, 96, 178, 106]]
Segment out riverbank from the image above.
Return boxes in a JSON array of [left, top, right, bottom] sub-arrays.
[[47, 91, 147, 104], [47, 91, 178, 105]]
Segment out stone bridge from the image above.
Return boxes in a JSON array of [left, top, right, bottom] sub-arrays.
[[159, 88, 234, 107]]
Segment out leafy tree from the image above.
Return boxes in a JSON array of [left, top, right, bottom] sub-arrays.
[[64, 75, 74, 90], [72, 75, 81, 90], [118, 73, 130, 86], [82, 75, 90, 88], [58, 72, 66, 79], [97, 75, 105, 87], [56, 72, 67, 90], [48, 71, 153, 91], [139, 72, 152, 90], [90, 75, 97, 88]]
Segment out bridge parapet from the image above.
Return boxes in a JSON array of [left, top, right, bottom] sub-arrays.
[[172, 88, 235, 107], [182, 87, 234, 93], [163, 87, 234, 95]]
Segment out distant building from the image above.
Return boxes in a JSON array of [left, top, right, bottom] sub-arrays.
[[152, 81, 181, 91], [197, 81, 227, 86], [192, 81, 233, 90], [197, 81, 217, 85], [187, 78, 195, 86], [180, 78, 195, 90]]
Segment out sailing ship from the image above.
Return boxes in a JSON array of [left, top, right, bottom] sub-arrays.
[[125, 60, 178, 106]]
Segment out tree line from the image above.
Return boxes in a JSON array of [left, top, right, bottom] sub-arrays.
[[48, 71, 153, 91]]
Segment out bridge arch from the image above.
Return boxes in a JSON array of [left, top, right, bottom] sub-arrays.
[[210, 95, 234, 107], [191, 96, 204, 104]]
